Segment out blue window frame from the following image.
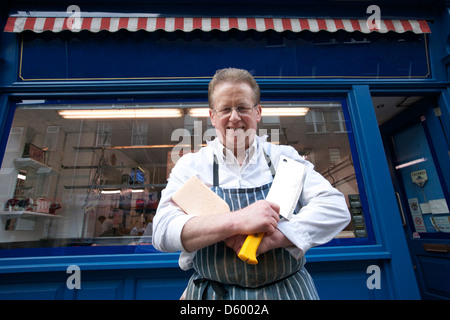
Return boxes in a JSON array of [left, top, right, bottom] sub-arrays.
[[0, 96, 375, 258]]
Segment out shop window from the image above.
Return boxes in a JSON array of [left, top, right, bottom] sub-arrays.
[[0, 99, 371, 254]]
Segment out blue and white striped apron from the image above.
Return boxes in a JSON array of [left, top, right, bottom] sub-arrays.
[[185, 151, 319, 300]]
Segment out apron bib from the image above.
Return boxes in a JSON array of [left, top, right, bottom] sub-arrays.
[[185, 150, 319, 300]]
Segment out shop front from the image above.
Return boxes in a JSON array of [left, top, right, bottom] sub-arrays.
[[0, 0, 448, 300]]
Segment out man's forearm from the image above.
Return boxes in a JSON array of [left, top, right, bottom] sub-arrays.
[[180, 212, 240, 252], [180, 200, 280, 252]]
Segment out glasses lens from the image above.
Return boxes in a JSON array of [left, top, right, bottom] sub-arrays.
[[216, 105, 255, 117]]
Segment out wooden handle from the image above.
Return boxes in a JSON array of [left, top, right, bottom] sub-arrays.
[[237, 232, 264, 265]]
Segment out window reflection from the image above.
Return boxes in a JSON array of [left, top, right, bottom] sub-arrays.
[[0, 100, 362, 249]]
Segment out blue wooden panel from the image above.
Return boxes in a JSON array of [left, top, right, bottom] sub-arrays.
[[0, 260, 399, 300], [75, 279, 126, 300], [0, 282, 67, 300], [135, 268, 193, 300], [136, 277, 188, 300], [307, 260, 392, 300], [0, 271, 70, 300], [417, 255, 450, 299], [0, 266, 192, 300]]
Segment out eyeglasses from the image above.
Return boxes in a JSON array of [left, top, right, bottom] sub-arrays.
[[213, 104, 257, 117]]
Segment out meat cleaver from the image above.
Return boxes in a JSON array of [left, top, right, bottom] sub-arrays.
[[237, 156, 306, 264]]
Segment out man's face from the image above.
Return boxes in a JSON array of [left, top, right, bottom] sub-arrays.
[[209, 82, 262, 155]]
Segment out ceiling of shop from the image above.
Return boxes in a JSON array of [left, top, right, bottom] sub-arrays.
[[372, 96, 424, 125]]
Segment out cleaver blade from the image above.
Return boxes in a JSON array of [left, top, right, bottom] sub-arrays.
[[238, 156, 306, 264], [265, 156, 306, 220]]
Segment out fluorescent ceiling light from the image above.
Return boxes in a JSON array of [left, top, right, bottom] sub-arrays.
[[188, 108, 211, 117], [58, 109, 183, 119], [262, 107, 309, 116], [100, 189, 121, 194], [395, 158, 427, 170], [188, 107, 309, 117], [101, 188, 145, 194]]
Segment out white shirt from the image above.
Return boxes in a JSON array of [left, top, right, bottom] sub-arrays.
[[153, 135, 351, 270]]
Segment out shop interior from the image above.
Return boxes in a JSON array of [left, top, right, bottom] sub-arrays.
[[0, 99, 375, 249]]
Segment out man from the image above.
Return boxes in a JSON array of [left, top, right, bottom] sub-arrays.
[[97, 215, 115, 237], [153, 68, 350, 299]]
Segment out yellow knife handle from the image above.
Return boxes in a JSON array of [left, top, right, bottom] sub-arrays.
[[238, 232, 264, 265]]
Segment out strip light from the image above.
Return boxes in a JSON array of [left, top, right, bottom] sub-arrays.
[[58, 109, 183, 119], [188, 108, 211, 118], [395, 158, 427, 170], [100, 189, 121, 194], [262, 107, 309, 116]]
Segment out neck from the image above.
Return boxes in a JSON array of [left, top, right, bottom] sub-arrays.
[[234, 148, 247, 165], [228, 138, 256, 165]]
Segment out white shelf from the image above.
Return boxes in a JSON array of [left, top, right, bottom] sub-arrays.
[[13, 158, 58, 174], [0, 211, 62, 219]]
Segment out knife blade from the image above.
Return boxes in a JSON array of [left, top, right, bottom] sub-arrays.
[[238, 156, 306, 264]]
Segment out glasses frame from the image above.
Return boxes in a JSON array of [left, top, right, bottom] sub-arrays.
[[212, 104, 258, 118]]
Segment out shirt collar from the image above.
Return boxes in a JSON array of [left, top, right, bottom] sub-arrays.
[[209, 135, 262, 164]]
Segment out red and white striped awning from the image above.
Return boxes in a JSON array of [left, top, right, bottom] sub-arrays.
[[4, 16, 431, 34]]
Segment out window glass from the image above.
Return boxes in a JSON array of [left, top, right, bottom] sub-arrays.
[[0, 99, 369, 253]]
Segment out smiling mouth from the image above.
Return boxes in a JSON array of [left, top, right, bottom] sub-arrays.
[[227, 127, 245, 131]]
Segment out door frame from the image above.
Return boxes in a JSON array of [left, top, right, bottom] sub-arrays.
[[380, 95, 450, 299]]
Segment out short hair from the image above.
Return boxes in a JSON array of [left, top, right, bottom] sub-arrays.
[[208, 68, 260, 108]]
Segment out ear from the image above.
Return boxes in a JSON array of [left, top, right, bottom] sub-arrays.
[[209, 108, 217, 126], [255, 104, 262, 122]]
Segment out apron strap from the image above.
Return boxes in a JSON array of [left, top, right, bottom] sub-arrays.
[[263, 149, 276, 179], [194, 278, 228, 300], [213, 154, 219, 187], [212, 145, 275, 187], [191, 268, 306, 300]]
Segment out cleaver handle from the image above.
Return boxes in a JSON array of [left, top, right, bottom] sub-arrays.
[[238, 232, 264, 265]]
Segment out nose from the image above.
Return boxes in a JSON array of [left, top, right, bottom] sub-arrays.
[[229, 107, 241, 121]]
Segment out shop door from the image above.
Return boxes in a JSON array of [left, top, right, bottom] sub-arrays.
[[384, 103, 450, 300]]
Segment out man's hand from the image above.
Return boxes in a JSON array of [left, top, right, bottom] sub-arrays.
[[225, 229, 293, 255], [224, 200, 293, 255], [181, 200, 281, 253], [233, 200, 280, 236]]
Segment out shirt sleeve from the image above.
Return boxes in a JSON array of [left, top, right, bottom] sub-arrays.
[[277, 162, 351, 258]]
